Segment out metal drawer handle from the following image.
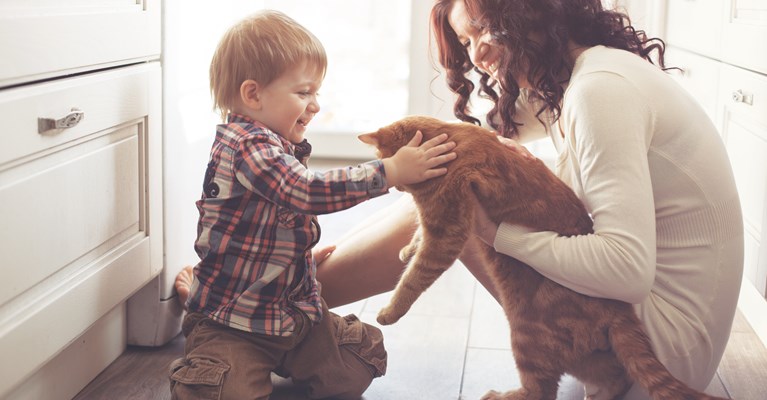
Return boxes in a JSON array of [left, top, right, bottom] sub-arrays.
[[731, 89, 753, 106], [38, 107, 85, 134]]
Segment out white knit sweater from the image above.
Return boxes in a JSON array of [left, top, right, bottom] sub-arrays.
[[495, 45, 744, 397]]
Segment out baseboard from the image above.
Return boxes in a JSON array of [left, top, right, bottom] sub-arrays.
[[126, 276, 184, 347], [3, 304, 127, 400], [737, 278, 767, 348]]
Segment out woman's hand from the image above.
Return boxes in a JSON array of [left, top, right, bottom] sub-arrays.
[[472, 195, 499, 246], [496, 135, 535, 160], [383, 131, 457, 187]]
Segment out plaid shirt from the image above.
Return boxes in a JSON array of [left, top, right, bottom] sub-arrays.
[[188, 113, 388, 336]]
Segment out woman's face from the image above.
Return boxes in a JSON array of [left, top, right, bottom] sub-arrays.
[[447, 0, 530, 88]]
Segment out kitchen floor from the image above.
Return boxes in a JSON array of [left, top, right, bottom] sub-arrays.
[[74, 161, 767, 400]]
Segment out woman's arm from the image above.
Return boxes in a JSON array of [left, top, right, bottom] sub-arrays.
[[486, 73, 657, 304]]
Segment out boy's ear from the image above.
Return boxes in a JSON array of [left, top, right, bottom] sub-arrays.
[[240, 79, 262, 110], [358, 132, 379, 146]]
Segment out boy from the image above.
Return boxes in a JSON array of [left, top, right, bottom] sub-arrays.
[[168, 10, 456, 400]]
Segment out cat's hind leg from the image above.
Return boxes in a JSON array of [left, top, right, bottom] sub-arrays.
[[570, 351, 632, 400], [480, 374, 560, 400]]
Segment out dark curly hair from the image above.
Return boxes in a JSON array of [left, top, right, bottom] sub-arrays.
[[431, 0, 670, 138]]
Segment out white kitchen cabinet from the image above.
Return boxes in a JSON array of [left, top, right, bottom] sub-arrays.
[[718, 64, 767, 296], [0, 1, 162, 399], [638, 0, 767, 345]]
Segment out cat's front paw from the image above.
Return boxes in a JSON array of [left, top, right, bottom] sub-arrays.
[[480, 390, 503, 400], [399, 245, 415, 263], [481, 389, 524, 400], [376, 305, 403, 325]]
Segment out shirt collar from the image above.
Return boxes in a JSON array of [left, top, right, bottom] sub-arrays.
[[226, 113, 313, 164]]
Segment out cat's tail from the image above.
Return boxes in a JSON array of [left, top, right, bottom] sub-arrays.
[[608, 313, 729, 400]]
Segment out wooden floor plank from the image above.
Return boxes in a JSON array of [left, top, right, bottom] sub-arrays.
[[72, 334, 184, 400], [717, 311, 767, 400]]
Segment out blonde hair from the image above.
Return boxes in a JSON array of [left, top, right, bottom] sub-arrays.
[[209, 10, 327, 120]]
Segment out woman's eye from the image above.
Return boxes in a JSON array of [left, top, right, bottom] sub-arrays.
[[461, 40, 471, 48]]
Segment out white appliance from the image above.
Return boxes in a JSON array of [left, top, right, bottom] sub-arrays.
[[125, 2, 244, 346]]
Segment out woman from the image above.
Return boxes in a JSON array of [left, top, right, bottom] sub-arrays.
[[318, 0, 744, 398]]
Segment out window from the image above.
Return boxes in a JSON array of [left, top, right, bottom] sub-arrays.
[[164, 1, 468, 159], [261, 0, 454, 158]]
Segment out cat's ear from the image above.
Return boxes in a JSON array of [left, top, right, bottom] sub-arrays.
[[358, 132, 379, 146]]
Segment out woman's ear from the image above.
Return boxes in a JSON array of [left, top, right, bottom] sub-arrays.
[[240, 79, 261, 110]]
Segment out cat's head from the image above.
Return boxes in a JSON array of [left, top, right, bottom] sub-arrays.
[[358, 115, 447, 159]]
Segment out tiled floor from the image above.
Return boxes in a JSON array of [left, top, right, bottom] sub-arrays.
[[324, 261, 587, 400], [73, 160, 767, 400]]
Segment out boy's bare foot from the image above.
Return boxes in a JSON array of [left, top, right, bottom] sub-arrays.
[[175, 265, 194, 309]]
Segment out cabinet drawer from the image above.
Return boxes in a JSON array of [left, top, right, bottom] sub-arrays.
[[666, 46, 721, 124], [0, 0, 160, 88], [0, 64, 157, 167], [665, 0, 725, 60]]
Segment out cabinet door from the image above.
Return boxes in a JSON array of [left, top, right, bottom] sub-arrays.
[[722, 0, 767, 75], [614, 0, 666, 38], [0, 0, 160, 87], [718, 64, 767, 298], [665, 0, 725, 60]]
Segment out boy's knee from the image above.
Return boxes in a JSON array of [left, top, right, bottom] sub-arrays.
[[295, 314, 387, 399], [305, 354, 374, 400], [169, 357, 230, 400], [337, 314, 387, 377]]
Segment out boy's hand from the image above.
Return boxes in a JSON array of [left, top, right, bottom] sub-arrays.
[[313, 244, 336, 266], [383, 131, 457, 187]]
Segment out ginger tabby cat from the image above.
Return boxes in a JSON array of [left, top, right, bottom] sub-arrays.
[[358, 116, 727, 400]]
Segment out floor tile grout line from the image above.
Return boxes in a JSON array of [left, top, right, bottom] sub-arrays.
[[714, 370, 733, 399], [458, 280, 479, 399]]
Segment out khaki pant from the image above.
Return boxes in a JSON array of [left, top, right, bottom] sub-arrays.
[[169, 300, 386, 400]]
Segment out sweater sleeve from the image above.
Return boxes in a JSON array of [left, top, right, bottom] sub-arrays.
[[493, 72, 657, 304]]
